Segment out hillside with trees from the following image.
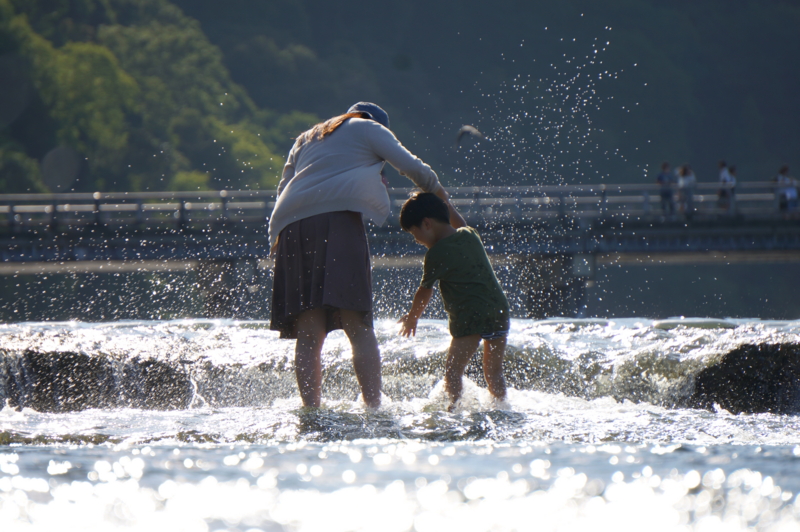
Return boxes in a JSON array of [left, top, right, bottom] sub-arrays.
[[0, 0, 314, 193], [2, 0, 799, 192]]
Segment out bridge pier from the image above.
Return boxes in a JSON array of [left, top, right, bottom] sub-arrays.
[[196, 259, 263, 318], [516, 253, 594, 319]]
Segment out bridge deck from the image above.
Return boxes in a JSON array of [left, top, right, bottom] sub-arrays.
[[0, 183, 798, 265], [0, 182, 791, 224]]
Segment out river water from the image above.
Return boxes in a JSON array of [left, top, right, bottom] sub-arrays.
[[1, 317, 800, 531]]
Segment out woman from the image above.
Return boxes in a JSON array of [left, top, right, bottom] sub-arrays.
[[269, 102, 455, 408]]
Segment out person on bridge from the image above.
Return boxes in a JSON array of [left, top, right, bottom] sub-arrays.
[[268, 102, 460, 409], [397, 192, 509, 410], [717, 160, 736, 212], [677, 164, 696, 216], [775, 165, 798, 213], [655, 162, 676, 216]]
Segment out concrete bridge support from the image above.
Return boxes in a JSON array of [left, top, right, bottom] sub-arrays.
[[196, 259, 264, 318], [516, 253, 595, 319]]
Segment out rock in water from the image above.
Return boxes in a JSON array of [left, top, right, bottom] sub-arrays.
[[1, 350, 193, 412], [689, 343, 800, 414]]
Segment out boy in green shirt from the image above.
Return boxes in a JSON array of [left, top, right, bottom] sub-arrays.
[[397, 192, 510, 408]]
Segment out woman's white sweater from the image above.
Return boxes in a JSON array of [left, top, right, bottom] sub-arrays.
[[268, 118, 443, 248]]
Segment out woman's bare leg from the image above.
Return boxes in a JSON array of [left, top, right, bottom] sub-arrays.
[[294, 308, 327, 407], [340, 309, 382, 408], [445, 335, 482, 407], [483, 337, 507, 401]]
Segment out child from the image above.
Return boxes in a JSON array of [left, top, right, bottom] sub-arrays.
[[397, 192, 510, 409]]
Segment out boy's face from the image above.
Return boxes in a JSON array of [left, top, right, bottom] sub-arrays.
[[407, 219, 437, 249]]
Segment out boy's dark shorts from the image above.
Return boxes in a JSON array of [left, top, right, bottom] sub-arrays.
[[480, 330, 508, 340]]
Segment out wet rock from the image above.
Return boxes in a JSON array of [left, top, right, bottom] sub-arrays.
[[3, 350, 116, 412], [118, 358, 193, 410], [689, 343, 800, 414], [1, 350, 193, 411]]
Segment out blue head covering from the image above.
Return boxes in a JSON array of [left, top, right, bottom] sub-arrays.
[[347, 102, 390, 129]]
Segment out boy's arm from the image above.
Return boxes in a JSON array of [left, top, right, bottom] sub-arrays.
[[398, 286, 434, 337], [434, 188, 467, 229]]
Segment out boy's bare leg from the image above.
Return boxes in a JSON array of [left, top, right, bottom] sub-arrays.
[[340, 309, 382, 408], [483, 337, 507, 401], [295, 308, 327, 407], [445, 335, 482, 407]]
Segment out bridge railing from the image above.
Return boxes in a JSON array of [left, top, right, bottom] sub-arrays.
[[0, 182, 792, 231], [0, 190, 278, 231], [404, 182, 787, 220]]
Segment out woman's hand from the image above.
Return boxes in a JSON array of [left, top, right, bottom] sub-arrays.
[[434, 187, 467, 228]]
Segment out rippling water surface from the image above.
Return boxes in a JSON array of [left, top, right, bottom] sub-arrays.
[[1, 318, 799, 531]]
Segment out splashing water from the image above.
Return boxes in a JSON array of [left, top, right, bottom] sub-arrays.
[[1, 318, 799, 440], [1, 318, 800, 530], [1, 29, 797, 532], [449, 32, 635, 188]]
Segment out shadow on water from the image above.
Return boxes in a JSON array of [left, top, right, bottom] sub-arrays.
[[295, 409, 529, 442], [296, 410, 404, 441]]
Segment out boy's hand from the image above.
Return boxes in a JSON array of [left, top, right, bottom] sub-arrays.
[[397, 314, 419, 337], [399, 287, 433, 337]]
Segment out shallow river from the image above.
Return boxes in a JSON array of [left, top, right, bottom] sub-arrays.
[[1, 317, 799, 531]]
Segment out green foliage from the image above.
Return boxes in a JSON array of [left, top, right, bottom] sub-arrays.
[[97, 20, 253, 121], [11, 16, 140, 177], [0, 0, 293, 193], [0, 141, 46, 193], [207, 118, 284, 188], [167, 170, 210, 191], [255, 109, 318, 155], [2, 0, 800, 193]]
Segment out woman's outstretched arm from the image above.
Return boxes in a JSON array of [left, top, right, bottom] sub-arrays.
[[363, 120, 443, 194], [434, 188, 467, 229]]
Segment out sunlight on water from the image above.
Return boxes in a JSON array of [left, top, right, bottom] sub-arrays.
[[1, 318, 799, 530], [3, 443, 800, 531]]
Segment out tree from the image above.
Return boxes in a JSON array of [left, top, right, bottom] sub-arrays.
[[0, 0, 306, 193]]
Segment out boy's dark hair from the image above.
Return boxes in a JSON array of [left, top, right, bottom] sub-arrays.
[[399, 192, 450, 230]]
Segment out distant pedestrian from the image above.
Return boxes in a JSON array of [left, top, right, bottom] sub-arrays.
[[717, 160, 735, 212], [656, 162, 676, 216], [677, 164, 696, 216], [775, 165, 798, 213]]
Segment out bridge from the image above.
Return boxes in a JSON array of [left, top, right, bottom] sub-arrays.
[[1, 182, 798, 317]]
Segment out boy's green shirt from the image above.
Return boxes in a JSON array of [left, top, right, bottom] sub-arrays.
[[420, 226, 510, 338]]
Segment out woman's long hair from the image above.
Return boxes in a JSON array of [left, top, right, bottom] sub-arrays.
[[299, 112, 371, 145]]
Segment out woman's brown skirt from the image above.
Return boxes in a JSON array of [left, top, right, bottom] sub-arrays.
[[270, 211, 373, 339]]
